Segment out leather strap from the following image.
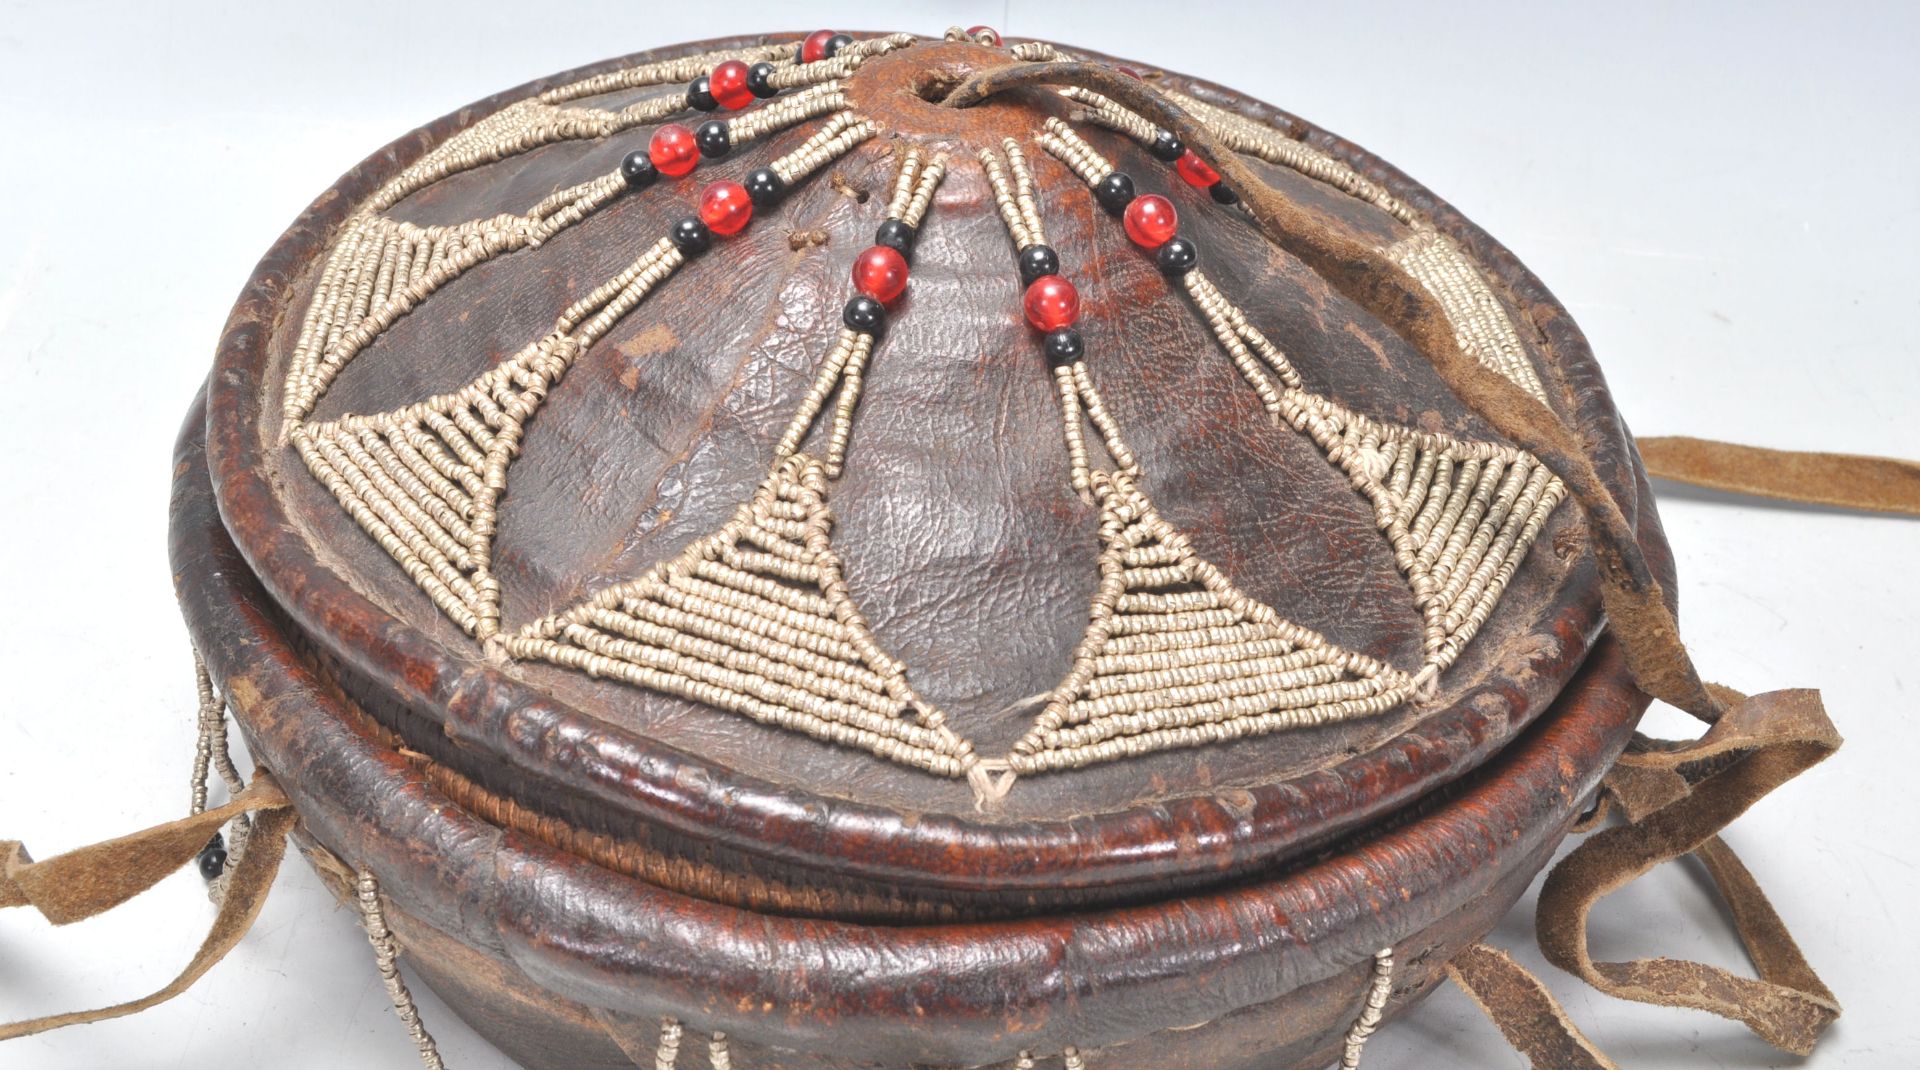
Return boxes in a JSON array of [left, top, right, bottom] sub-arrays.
[[943, 64, 1872, 1065], [1640, 435, 1920, 517], [1537, 688, 1842, 1055], [0, 775, 295, 1040], [1445, 944, 1619, 1070]]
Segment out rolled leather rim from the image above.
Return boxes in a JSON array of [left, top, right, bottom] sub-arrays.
[[174, 387, 1647, 1062]]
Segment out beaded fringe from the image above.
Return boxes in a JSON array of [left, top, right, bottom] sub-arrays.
[[186, 656, 251, 903], [356, 872, 448, 1070], [1339, 949, 1397, 1069]]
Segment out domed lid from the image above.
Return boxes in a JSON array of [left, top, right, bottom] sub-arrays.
[[208, 29, 1645, 917]]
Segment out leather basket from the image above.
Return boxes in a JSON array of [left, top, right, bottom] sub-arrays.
[[4, 27, 1850, 1070]]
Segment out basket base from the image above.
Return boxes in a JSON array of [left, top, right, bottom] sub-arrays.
[[299, 828, 1553, 1070]]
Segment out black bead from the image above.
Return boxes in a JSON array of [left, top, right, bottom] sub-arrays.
[[1156, 236, 1199, 276], [695, 120, 731, 159], [620, 150, 659, 191], [670, 217, 712, 254], [823, 33, 855, 58], [874, 219, 916, 257], [1210, 182, 1239, 205], [747, 62, 779, 98], [686, 75, 718, 112], [1044, 327, 1084, 367], [197, 847, 227, 881], [1094, 172, 1136, 215], [196, 833, 226, 881], [1018, 244, 1060, 286], [744, 167, 786, 207], [843, 295, 887, 334]]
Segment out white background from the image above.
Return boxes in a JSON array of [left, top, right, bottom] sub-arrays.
[[2, 2, 1915, 1067]]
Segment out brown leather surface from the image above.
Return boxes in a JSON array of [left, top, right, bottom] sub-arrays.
[[1444, 944, 1619, 1070], [377, 858, 1503, 1070], [171, 402, 1647, 1065], [204, 32, 1652, 909], [0, 783, 296, 1041], [1537, 690, 1843, 1055], [1639, 434, 1920, 516]]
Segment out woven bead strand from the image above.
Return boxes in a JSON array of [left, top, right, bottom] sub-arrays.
[[356, 872, 447, 1070], [1062, 84, 1549, 401], [1338, 949, 1396, 1069]]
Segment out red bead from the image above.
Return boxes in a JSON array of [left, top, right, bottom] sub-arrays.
[[1175, 149, 1221, 188], [1117, 66, 1143, 80], [1123, 194, 1178, 248], [1023, 275, 1079, 331], [709, 60, 754, 110], [801, 29, 836, 63], [649, 124, 699, 177], [698, 181, 753, 236], [966, 25, 1002, 46], [852, 246, 910, 305]]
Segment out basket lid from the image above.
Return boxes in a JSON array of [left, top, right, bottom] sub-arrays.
[[206, 29, 1651, 918]]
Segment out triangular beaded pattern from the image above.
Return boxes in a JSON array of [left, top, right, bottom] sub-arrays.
[[1175, 261, 1566, 672], [282, 76, 858, 424], [289, 236, 687, 640], [280, 35, 905, 424], [1009, 470, 1414, 775], [1282, 391, 1568, 674], [290, 331, 574, 641], [1048, 97, 1552, 403], [283, 183, 621, 423], [1171, 256, 1566, 678], [506, 454, 978, 777], [275, 41, 1582, 795], [280, 43, 790, 426], [284, 52, 883, 637], [1178, 264, 1567, 677]]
